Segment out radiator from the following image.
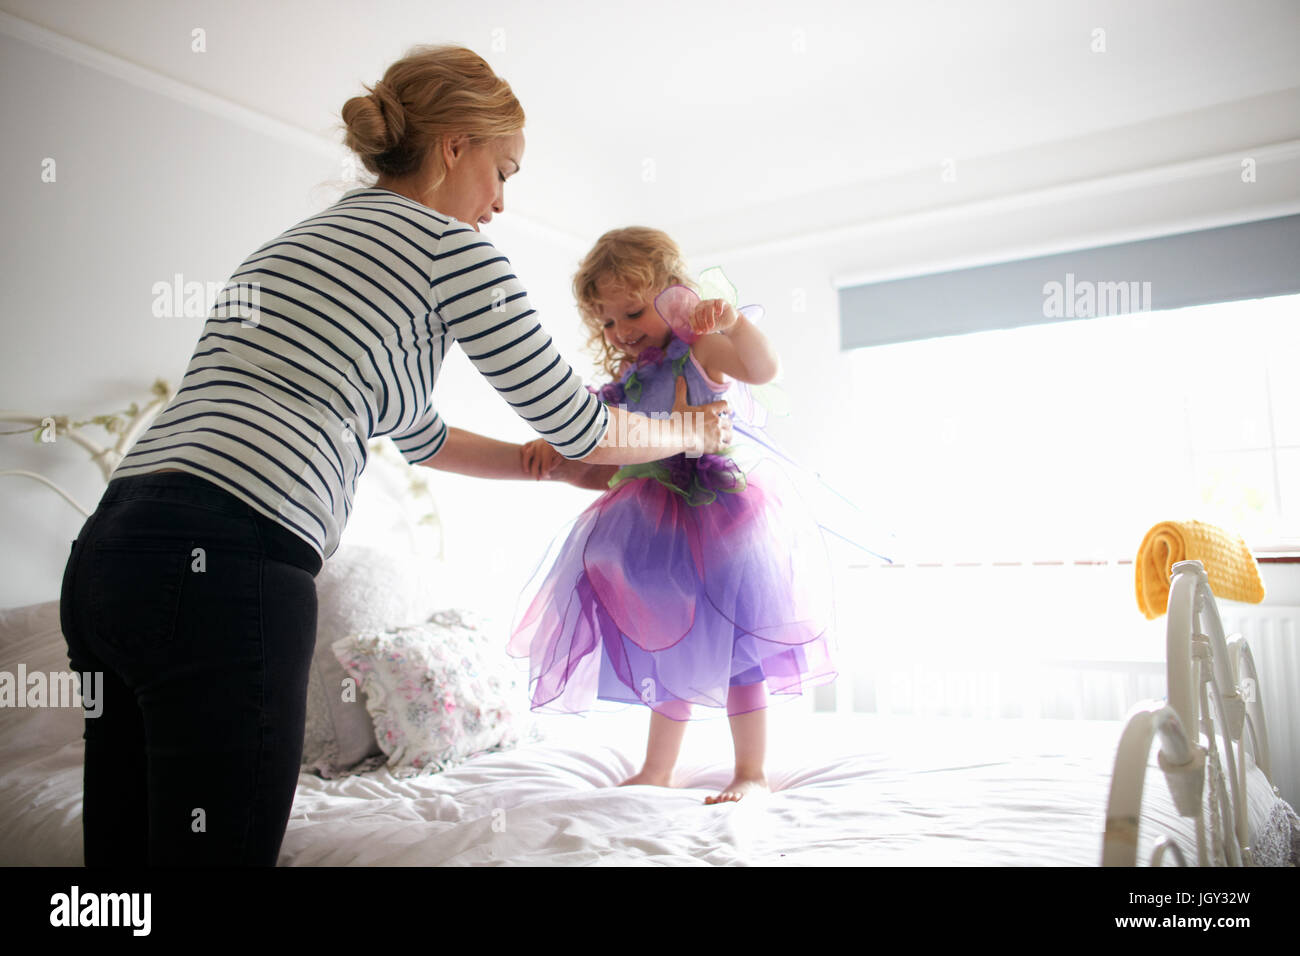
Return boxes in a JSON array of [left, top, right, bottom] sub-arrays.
[[814, 562, 1300, 806], [1213, 605, 1300, 810]]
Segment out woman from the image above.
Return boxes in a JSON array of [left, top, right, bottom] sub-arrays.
[[59, 44, 731, 867]]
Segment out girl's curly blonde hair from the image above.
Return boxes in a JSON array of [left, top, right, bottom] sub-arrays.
[[572, 227, 698, 379]]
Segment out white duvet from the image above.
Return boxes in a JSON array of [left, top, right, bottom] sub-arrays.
[[276, 711, 1148, 866], [1, 601, 1287, 866]]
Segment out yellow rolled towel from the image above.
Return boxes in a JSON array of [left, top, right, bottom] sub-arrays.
[[1135, 520, 1265, 619]]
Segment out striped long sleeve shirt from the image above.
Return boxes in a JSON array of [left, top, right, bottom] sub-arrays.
[[110, 187, 610, 562]]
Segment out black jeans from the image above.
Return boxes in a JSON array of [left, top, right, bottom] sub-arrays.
[[59, 471, 322, 866]]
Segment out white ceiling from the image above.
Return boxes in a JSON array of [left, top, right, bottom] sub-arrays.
[[4, 0, 1299, 253]]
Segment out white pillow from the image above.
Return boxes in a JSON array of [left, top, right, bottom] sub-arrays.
[[331, 608, 541, 777], [0, 600, 83, 751], [301, 543, 443, 777], [344, 438, 444, 558]]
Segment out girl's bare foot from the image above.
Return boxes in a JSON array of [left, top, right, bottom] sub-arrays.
[[704, 772, 769, 804], [619, 769, 673, 787], [621, 710, 688, 789]]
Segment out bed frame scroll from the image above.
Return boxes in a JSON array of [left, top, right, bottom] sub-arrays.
[[1102, 559, 1279, 866]]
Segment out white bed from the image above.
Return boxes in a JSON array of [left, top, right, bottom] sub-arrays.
[[2, 388, 1297, 867], [0, 595, 1294, 867]]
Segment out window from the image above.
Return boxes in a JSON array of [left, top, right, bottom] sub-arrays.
[[843, 293, 1300, 562]]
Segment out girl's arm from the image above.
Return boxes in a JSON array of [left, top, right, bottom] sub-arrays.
[[551, 459, 620, 490], [690, 305, 781, 386], [522, 437, 618, 489]]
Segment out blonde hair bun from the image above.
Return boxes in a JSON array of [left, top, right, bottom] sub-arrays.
[[340, 44, 525, 187]]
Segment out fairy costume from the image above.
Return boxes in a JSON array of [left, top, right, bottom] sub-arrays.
[[508, 271, 895, 721]]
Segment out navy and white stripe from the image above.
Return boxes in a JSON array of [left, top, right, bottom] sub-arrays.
[[112, 187, 609, 562]]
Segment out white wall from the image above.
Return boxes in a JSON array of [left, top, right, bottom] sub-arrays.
[[0, 31, 310, 605]]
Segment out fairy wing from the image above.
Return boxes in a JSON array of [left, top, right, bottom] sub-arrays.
[[696, 266, 737, 308], [699, 268, 790, 423], [653, 284, 766, 427], [652, 285, 702, 344], [655, 268, 898, 562], [654, 268, 780, 424]]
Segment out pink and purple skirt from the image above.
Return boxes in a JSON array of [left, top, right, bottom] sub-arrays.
[[508, 457, 837, 721]]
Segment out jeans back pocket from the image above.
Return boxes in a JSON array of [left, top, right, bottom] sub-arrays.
[[89, 536, 193, 653]]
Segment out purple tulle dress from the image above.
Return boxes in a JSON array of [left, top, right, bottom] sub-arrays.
[[507, 330, 844, 722]]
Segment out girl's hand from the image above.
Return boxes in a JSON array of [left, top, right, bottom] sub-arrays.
[[688, 298, 739, 336], [520, 438, 563, 480]]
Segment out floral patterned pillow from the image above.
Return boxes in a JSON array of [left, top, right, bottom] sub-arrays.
[[331, 609, 542, 776]]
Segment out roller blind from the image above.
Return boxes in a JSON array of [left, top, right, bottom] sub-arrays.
[[839, 213, 1300, 350]]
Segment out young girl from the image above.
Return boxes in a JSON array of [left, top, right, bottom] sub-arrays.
[[511, 226, 838, 805]]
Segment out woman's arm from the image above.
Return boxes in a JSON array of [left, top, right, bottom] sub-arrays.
[[419, 412, 706, 478], [578, 379, 730, 465], [423, 393, 731, 479], [418, 426, 527, 478]]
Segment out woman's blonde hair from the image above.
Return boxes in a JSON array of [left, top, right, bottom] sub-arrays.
[[341, 44, 524, 201], [573, 227, 698, 379]]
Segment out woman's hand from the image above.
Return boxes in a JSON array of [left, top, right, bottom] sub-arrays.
[[520, 438, 563, 480], [688, 298, 739, 336], [670, 376, 732, 456]]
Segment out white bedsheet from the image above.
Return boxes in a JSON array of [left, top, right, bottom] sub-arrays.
[[1, 702, 1209, 866], [0, 600, 1270, 867], [274, 710, 1205, 866]]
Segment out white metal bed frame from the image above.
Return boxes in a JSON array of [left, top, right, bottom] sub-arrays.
[[1103, 558, 1281, 866], [0, 378, 175, 516], [0, 379, 444, 555]]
